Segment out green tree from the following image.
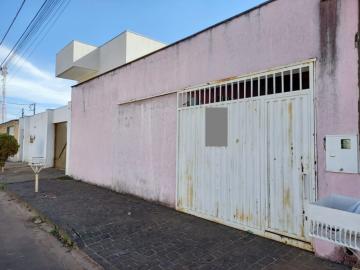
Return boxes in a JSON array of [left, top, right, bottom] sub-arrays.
[[0, 134, 19, 172]]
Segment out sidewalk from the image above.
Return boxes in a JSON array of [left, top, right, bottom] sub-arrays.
[[0, 189, 100, 270], [4, 167, 350, 270]]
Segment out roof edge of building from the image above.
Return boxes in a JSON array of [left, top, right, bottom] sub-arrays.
[[0, 119, 19, 125], [72, 0, 277, 88]]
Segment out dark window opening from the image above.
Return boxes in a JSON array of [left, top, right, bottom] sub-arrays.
[[246, 80, 251, 98], [284, 71, 291, 92], [260, 77, 266, 96], [215, 86, 221, 102], [239, 81, 245, 99], [252, 78, 259, 97], [190, 91, 195, 106], [186, 92, 191, 107], [233, 82, 238, 100], [195, 90, 200, 105], [227, 83, 232, 101], [292, 69, 300, 91], [210, 87, 215, 103], [302, 68, 310, 89], [221, 85, 226, 101], [267, 76, 274, 95], [204, 88, 210, 104], [199, 89, 205, 105], [275, 73, 282, 94]]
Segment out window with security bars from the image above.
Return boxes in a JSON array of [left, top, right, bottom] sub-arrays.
[[178, 65, 311, 108]]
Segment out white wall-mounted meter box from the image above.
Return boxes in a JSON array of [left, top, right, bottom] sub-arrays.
[[326, 135, 359, 173]]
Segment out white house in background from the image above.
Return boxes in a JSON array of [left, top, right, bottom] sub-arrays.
[[19, 30, 165, 174], [19, 104, 71, 174], [56, 30, 166, 82]]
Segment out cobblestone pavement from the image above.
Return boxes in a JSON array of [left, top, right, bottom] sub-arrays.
[[0, 190, 100, 270], [6, 178, 350, 270]]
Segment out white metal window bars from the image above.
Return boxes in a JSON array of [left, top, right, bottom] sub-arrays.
[[309, 220, 360, 251], [177, 64, 311, 109]]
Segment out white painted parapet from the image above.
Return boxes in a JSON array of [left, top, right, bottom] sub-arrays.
[[56, 31, 166, 82]]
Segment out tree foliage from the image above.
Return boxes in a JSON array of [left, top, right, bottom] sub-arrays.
[[0, 134, 19, 170]]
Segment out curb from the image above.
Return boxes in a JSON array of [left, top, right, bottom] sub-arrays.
[[4, 188, 104, 270]]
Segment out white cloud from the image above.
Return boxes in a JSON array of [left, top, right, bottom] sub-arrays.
[[0, 46, 53, 80], [8, 77, 70, 105], [0, 46, 73, 119]]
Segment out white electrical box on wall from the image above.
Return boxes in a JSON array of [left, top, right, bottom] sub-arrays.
[[326, 135, 359, 173]]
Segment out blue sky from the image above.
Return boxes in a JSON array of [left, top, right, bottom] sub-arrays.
[[0, 0, 267, 120]]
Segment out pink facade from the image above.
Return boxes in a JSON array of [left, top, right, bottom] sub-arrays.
[[70, 0, 359, 262]]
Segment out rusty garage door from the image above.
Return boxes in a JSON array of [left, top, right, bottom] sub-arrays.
[[54, 122, 67, 170], [177, 61, 316, 248]]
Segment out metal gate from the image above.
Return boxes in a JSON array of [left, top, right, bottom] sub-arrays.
[[176, 61, 315, 245]]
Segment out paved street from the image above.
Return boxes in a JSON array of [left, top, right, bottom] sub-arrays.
[[2, 165, 350, 270], [0, 162, 64, 184], [0, 190, 100, 270]]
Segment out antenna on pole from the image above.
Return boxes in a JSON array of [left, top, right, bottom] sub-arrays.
[[0, 66, 7, 124]]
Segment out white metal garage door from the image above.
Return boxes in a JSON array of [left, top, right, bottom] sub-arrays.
[[177, 61, 315, 244]]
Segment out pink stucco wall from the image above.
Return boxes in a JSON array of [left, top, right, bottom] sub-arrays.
[[317, 0, 359, 198], [313, 0, 360, 262], [70, 0, 359, 262]]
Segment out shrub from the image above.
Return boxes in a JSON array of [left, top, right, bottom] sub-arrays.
[[0, 134, 19, 172]]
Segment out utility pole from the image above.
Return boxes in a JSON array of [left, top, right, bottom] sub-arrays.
[[29, 103, 36, 115], [21, 108, 24, 118], [0, 66, 7, 124]]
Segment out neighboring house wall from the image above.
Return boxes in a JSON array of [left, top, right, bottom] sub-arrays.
[[19, 105, 71, 170], [20, 111, 53, 167], [0, 120, 20, 161], [70, 0, 359, 262]]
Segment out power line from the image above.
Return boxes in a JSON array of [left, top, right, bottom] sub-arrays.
[[3, 101, 32, 106], [8, 0, 71, 80], [0, 0, 49, 67], [0, 0, 26, 47], [7, 0, 59, 65], [0, 0, 69, 123]]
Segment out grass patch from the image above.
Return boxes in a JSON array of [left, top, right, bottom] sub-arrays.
[[0, 183, 6, 191], [51, 226, 74, 248]]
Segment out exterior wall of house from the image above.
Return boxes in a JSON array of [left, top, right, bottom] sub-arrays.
[[314, 1, 360, 260], [19, 105, 71, 169], [0, 120, 19, 138], [65, 102, 72, 176], [20, 112, 52, 167], [70, 0, 359, 261]]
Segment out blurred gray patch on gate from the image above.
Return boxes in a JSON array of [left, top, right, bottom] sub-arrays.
[[205, 107, 228, 147]]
